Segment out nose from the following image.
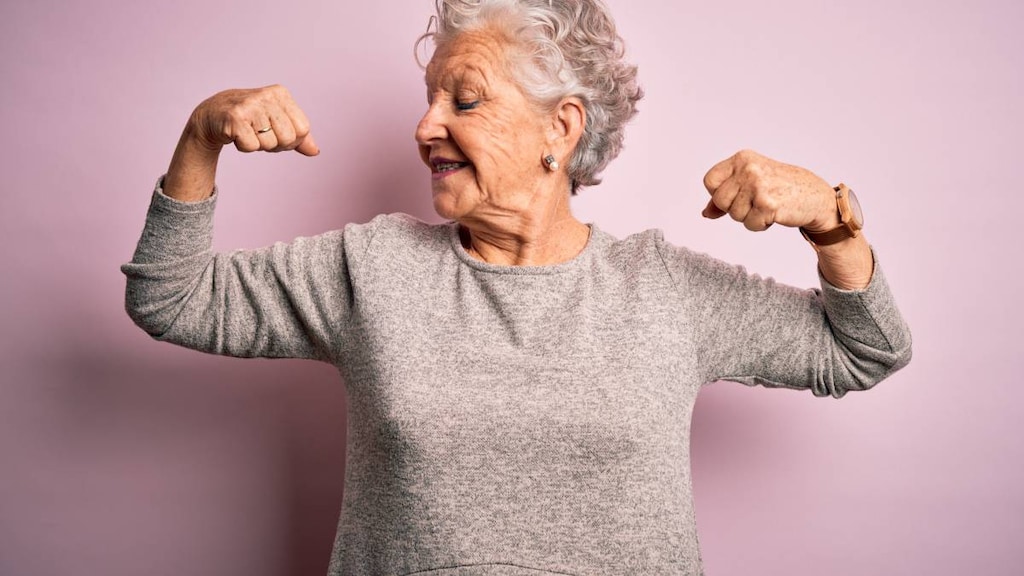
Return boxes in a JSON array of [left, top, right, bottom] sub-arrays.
[[414, 101, 447, 146]]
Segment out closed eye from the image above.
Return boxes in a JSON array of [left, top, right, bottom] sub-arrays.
[[456, 100, 480, 111]]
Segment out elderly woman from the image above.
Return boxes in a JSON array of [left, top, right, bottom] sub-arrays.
[[123, 0, 911, 574]]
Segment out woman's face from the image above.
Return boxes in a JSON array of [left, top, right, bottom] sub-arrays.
[[416, 28, 555, 223]]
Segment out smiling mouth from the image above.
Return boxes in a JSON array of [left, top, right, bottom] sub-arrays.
[[435, 161, 467, 173], [431, 158, 471, 180]]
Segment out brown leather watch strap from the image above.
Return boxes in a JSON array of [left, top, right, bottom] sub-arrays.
[[800, 225, 854, 246]]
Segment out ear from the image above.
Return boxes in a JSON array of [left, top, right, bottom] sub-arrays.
[[546, 96, 586, 157]]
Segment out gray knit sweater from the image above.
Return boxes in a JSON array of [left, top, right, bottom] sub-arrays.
[[122, 182, 912, 576]]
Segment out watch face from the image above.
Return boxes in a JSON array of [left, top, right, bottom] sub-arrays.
[[848, 188, 864, 228]]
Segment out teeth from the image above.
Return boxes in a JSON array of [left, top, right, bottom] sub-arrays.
[[436, 162, 465, 172]]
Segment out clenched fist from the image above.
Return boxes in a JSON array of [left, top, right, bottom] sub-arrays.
[[701, 150, 838, 233], [164, 85, 318, 202], [187, 84, 319, 156], [702, 149, 875, 289]]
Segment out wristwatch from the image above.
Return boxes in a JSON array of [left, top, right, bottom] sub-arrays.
[[800, 183, 863, 246]]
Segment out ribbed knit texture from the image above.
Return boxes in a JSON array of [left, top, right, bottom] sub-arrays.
[[122, 181, 912, 576]]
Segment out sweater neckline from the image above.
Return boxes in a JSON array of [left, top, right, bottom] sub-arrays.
[[447, 222, 601, 275]]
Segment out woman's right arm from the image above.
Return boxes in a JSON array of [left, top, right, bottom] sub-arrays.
[[122, 86, 363, 363], [163, 84, 320, 202]]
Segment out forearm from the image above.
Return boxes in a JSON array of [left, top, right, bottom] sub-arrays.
[[814, 233, 874, 290]]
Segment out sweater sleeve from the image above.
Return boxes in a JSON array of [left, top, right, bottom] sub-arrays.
[[121, 177, 374, 363], [656, 237, 912, 398]]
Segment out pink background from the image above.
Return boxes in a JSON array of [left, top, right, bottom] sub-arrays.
[[2, 1, 1021, 574]]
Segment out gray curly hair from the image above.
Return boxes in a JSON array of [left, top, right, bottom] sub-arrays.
[[417, 0, 643, 194]]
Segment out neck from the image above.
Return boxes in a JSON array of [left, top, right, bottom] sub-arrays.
[[458, 193, 590, 266]]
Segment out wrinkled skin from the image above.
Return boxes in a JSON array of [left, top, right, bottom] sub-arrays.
[[415, 27, 589, 265]]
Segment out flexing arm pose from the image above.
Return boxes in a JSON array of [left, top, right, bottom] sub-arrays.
[[162, 85, 319, 203]]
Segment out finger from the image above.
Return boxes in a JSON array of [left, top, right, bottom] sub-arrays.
[[706, 177, 741, 218], [254, 119, 280, 151], [295, 131, 320, 156], [727, 184, 755, 224], [268, 111, 297, 151], [743, 211, 774, 232], [703, 155, 736, 194], [743, 193, 780, 231], [275, 94, 317, 155], [281, 99, 317, 155], [232, 119, 262, 153], [741, 215, 770, 230], [702, 199, 727, 219], [281, 97, 312, 140]]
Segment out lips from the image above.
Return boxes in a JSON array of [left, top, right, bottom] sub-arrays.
[[430, 156, 471, 180], [431, 157, 469, 170], [437, 162, 466, 172]]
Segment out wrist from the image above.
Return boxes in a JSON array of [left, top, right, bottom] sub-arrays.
[[800, 184, 864, 247], [180, 116, 225, 157], [803, 214, 841, 234], [802, 183, 843, 233]]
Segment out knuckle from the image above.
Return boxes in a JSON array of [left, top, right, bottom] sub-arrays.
[[748, 181, 767, 200], [702, 172, 717, 191], [752, 196, 777, 214], [227, 104, 247, 120], [292, 117, 310, 137], [741, 161, 763, 179], [274, 122, 296, 139]]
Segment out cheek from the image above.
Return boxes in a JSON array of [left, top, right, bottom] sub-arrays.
[[469, 111, 544, 174]]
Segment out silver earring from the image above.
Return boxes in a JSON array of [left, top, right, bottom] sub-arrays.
[[544, 155, 559, 171]]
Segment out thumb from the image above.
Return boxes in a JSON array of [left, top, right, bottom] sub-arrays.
[[702, 199, 727, 219], [295, 132, 320, 157]]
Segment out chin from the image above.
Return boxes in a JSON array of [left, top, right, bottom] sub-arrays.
[[431, 189, 462, 221], [431, 179, 480, 222]]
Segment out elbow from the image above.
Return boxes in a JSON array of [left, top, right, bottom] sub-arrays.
[[121, 253, 222, 350], [889, 337, 914, 374], [828, 333, 913, 398], [123, 281, 178, 338], [872, 326, 914, 385]]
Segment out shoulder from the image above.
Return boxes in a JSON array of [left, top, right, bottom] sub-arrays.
[[594, 226, 684, 272], [593, 225, 748, 290], [343, 212, 446, 245], [341, 212, 452, 267]]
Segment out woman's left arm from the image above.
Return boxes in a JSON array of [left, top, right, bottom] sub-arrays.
[[684, 149, 912, 396], [702, 149, 874, 290]]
